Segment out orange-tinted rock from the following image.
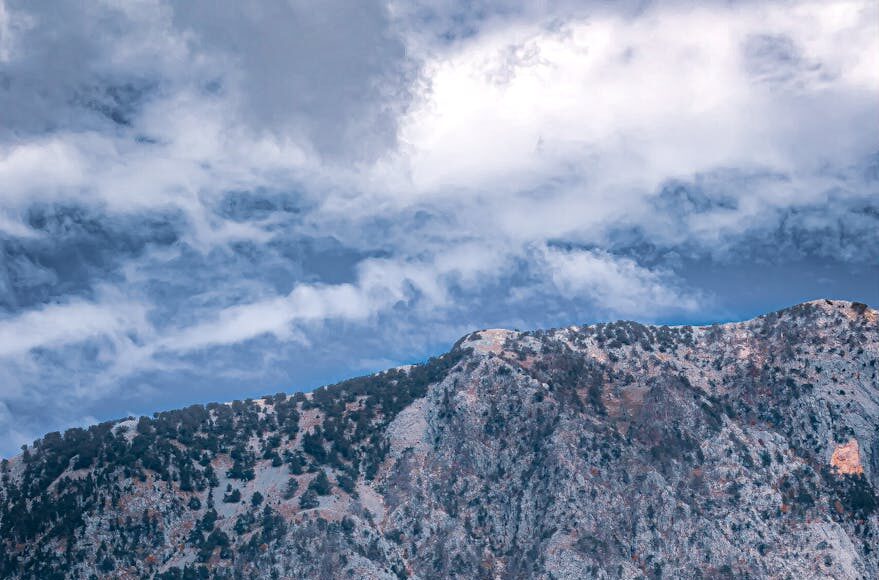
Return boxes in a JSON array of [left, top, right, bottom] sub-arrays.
[[830, 439, 864, 476]]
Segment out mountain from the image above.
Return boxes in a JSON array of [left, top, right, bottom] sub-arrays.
[[1, 299, 877, 579]]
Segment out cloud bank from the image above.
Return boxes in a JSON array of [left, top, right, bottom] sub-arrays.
[[0, 0, 876, 455]]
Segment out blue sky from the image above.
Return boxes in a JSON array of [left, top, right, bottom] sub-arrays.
[[0, 0, 876, 456]]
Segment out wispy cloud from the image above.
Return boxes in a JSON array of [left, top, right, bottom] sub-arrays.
[[538, 245, 701, 317], [0, 298, 147, 358]]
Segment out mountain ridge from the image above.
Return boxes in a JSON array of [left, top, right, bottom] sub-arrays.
[[1, 299, 877, 579]]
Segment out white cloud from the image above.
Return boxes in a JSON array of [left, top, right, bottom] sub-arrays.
[[0, 297, 149, 358], [539, 245, 700, 317], [0, 139, 88, 204], [155, 247, 513, 354], [387, 0, 878, 242], [159, 283, 376, 352]]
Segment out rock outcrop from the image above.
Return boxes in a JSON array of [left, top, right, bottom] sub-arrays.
[[832, 440, 865, 477]]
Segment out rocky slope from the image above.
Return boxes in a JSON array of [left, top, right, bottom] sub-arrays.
[[1, 299, 877, 579]]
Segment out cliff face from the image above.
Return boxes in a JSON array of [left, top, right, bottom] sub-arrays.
[[1, 300, 877, 579]]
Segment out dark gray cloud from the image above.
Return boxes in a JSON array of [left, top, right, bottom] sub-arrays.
[[0, 1, 174, 137], [171, 0, 414, 160], [1, 0, 414, 161], [0, 205, 179, 310]]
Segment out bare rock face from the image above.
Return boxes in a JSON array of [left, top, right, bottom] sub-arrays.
[[1, 299, 877, 579], [832, 440, 865, 476]]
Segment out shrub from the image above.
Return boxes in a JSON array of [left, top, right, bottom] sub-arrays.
[[299, 489, 319, 509], [309, 471, 332, 496]]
